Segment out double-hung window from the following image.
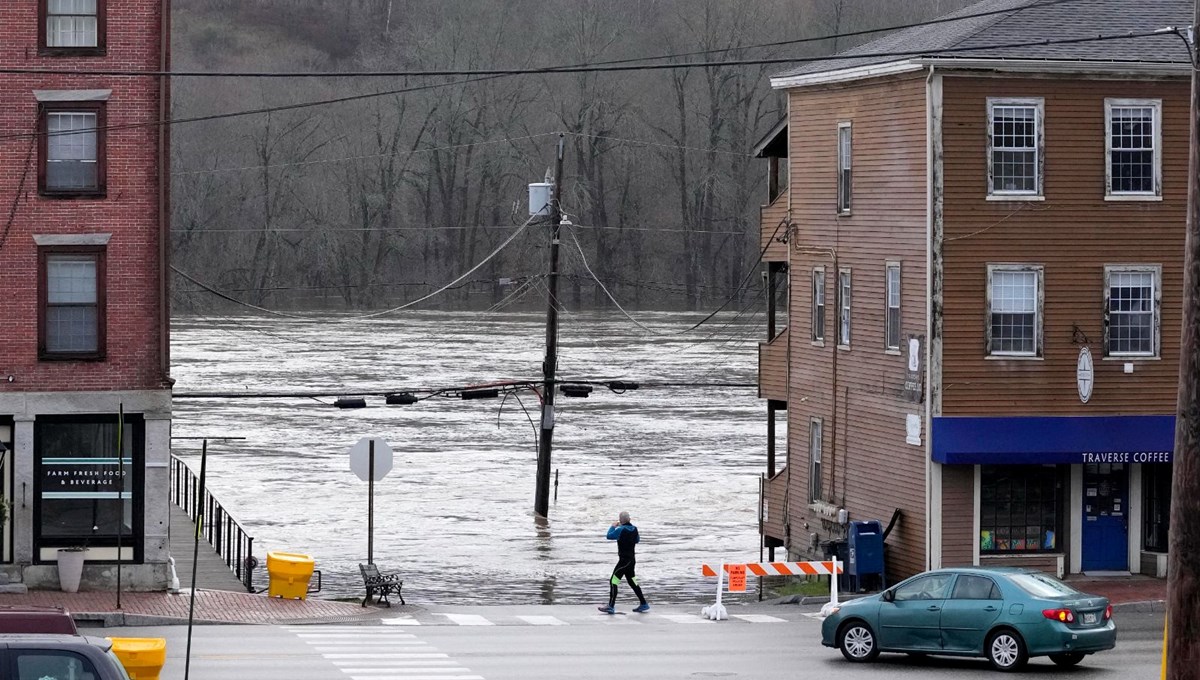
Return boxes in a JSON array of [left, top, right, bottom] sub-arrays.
[[885, 262, 901, 351], [811, 269, 825, 343], [809, 418, 823, 503], [838, 269, 851, 347], [39, 246, 106, 360], [39, 101, 106, 196], [1105, 266, 1160, 357], [837, 123, 852, 213], [987, 265, 1042, 357], [1106, 99, 1162, 198], [987, 98, 1043, 197], [40, 0, 106, 54]]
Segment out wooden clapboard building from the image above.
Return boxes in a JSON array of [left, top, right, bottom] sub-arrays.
[[758, 0, 1190, 582]]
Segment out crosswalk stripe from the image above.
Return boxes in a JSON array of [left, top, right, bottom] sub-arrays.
[[381, 618, 422, 626], [347, 675, 483, 680], [324, 654, 449, 659], [514, 615, 567, 626], [438, 614, 493, 626], [339, 670, 472, 675], [656, 614, 714, 624], [298, 634, 419, 639], [596, 615, 641, 624], [337, 665, 461, 672], [731, 614, 787, 623], [314, 645, 431, 652]]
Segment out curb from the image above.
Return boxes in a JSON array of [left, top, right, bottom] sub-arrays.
[[1111, 599, 1165, 614]]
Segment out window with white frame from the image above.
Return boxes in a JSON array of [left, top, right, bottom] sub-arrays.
[[1105, 266, 1159, 357], [885, 263, 901, 350], [988, 98, 1043, 196], [988, 265, 1042, 357], [42, 0, 105, 52], [811, 269, 825, 343], [1106, 99, 1161, 197], [809, 418, 823, 503], [837, 123, 852, 213], [838, 269, 851, 346]]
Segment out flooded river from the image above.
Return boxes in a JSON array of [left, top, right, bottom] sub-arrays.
[[171, 310, 777, 605]]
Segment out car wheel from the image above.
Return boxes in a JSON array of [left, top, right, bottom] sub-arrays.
[[986, 629, 1028, 672], [838, 621, 880, 663], [1050, 652, 1086, 667]]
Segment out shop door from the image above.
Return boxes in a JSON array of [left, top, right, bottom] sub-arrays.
[[1081, 463, 1128, 572]]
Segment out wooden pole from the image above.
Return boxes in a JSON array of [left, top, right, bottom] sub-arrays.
[[535, 134, 565, 519], [1167, 7, 1200, 678]]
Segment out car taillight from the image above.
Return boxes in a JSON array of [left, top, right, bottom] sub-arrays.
[[1103, 605, 1113, 621], [1042, 608, 1075, 623]]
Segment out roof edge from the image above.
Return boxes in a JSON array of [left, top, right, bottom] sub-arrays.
[[771, 57, 1191, 90]]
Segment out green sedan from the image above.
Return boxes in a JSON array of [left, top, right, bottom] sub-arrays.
[[820, 567, 1116, 671]]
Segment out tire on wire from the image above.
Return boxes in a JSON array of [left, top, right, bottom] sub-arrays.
[[986, 628, 1029, 672], [838, 620, 880, 663]]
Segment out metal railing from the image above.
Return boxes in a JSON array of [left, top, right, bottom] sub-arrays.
[[170, 454, 256, 593]]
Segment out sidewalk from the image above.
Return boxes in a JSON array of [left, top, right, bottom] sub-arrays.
[[0, 589, 387, 626], [1067, 574, 1167, 610]]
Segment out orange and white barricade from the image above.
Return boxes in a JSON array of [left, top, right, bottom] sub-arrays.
[[699, 558, 842, 621]]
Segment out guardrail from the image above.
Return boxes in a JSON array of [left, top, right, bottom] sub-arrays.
[[169, 454, 256, 593]]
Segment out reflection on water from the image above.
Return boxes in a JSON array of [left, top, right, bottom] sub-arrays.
[[171, 310, 776, 605]]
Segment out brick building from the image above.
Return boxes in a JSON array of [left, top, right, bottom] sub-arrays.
[[0, 0, 172, 590], [759, 0, 1189, 583]]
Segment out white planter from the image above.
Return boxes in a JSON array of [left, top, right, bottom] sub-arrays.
[[57, 549, 86, 593]]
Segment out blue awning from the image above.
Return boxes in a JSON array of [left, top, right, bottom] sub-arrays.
[[932, 415, 1175, 465]]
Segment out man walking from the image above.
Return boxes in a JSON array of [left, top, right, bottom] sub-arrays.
[[599, 511, 649, 614]]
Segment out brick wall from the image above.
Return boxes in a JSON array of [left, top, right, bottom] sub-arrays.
[[0, 0, 167, 392]]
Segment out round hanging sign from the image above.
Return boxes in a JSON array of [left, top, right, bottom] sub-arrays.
[[1077, 346, 1094, 404]]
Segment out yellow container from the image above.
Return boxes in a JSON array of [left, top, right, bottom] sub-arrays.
[[266, 551, 315, 600], [108, 637, 166, 680]]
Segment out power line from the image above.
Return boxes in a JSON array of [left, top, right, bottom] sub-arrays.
[[0, 0, 1094, 81], [565, 226, 656, 334], [0, 30, 1169, 144], [2, 31, 1167, 79]]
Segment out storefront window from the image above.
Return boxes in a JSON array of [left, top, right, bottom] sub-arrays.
[[980, 465, 1062, 554], [1143, 464, 1171, 552], [35, 416, 142, 560]]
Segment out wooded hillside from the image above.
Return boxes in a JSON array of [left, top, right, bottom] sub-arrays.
[[171, 0, 975, 312]]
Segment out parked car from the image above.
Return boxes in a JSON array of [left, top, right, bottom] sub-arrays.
[[821, 567, 1115, 671], [0, 635, 132, 680]]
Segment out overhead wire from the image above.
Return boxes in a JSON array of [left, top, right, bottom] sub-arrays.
[[564, 225, 657, 334], [0, 23, 1164, 145]]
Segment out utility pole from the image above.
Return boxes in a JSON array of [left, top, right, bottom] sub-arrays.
[[1168, 6, 1200, 679], [535, 134, 566, 519]]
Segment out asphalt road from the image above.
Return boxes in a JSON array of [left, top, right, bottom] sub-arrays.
[[105, 605, 1164, 680]]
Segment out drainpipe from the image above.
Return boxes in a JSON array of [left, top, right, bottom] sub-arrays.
[[158, 0, 173, 387]]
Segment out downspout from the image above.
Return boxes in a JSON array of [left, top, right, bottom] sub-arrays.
[[158, 0, 173, 387], [924, 64, 940, 570]]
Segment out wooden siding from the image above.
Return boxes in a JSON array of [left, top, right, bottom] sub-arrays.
[[940, 464, 975, 567], [784, 75, 930, 581], [940, 77, 1189, 415], [762, 468, 787, 543], [759, 328, 789, 401], [761, 190, 790, 262]]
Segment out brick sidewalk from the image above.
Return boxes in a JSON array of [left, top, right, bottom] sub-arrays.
[[1068, 575, 1167, 606], [0, 590, 383, 625]]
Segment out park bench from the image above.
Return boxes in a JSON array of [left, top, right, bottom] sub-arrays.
[[359, 563, 404, 607]]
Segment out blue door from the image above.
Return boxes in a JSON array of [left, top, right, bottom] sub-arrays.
[[1081, 463, 1128, 571]]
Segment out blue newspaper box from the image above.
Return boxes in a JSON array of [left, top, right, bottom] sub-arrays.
[[847, 520, 884, 577]]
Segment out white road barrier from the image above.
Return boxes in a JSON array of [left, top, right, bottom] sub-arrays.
[[699, 558, 842, 621]]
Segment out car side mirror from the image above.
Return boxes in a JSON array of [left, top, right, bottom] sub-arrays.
[[882, 590, 895, 603]]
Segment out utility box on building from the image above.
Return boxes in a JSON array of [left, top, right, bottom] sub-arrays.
[[847, 520, 885, 591]]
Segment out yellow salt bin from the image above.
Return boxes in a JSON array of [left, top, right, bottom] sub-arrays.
[[108, 637, 166, 680], [266, 551, 315, 600]]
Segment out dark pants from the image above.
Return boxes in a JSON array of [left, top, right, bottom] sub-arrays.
[[609, 557, 647, 607]]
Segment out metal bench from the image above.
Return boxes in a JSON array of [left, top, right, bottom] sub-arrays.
[[359, 563, 404, 607]]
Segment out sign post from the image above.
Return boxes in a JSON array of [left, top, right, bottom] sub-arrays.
[[349, 437, 393, 565]]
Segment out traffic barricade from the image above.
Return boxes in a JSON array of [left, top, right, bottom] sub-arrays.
[[700, 558, 842, 620]]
